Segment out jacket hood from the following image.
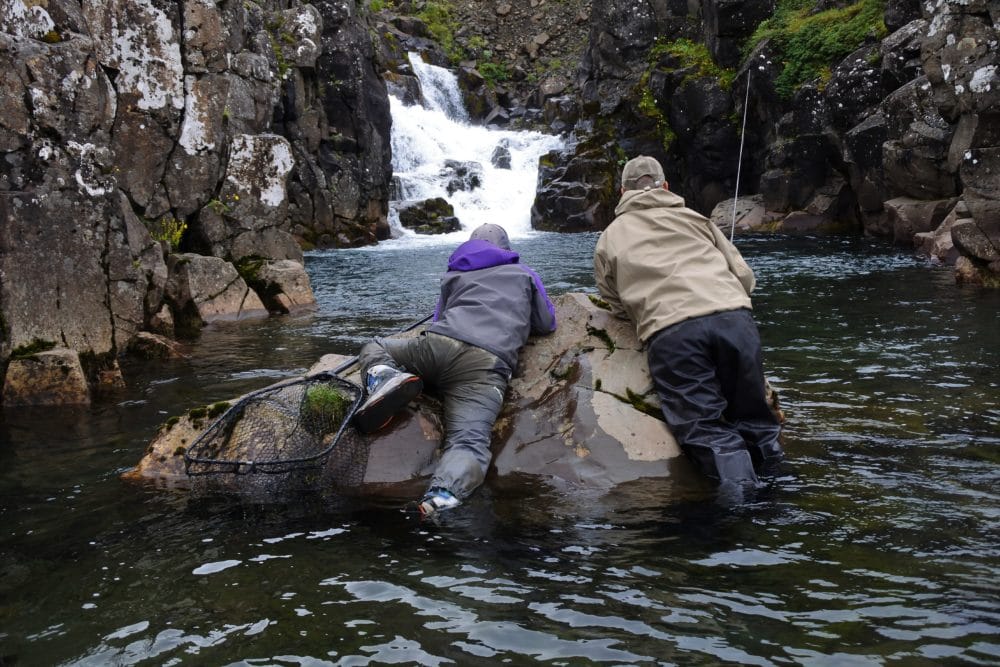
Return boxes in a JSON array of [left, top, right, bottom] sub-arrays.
[[614, 187, 688, 217], [447, 239, 520, 271]]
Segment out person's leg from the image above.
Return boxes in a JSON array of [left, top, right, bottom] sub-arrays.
[[425, 335, 508, 501], [711, 310, 784, 473], [354, 337, 425, 434], [647, 316, 758, 484], [358, 337, 404, 374]]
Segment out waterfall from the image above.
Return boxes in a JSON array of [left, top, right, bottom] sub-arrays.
[[384, 53, 564, 247]]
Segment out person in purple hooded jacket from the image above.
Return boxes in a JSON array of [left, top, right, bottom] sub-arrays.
[[353, 223, 557, 517]]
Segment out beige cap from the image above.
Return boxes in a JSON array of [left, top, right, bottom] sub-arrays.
[[621, 155, 665, 190]]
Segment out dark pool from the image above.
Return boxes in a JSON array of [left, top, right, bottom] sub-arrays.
[[1, 233, 997, 665]]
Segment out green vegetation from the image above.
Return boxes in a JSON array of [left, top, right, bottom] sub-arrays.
[[416, 1, 461, 63], [206, 198, 230, 215], [11, 339, 56, 359], [586, 325, 616, 354], [264, 16, 292, 78], [208, 402, 230, 418], [637, 82, 676, 152], [303, 384, 351, 424], [466, 35, 489, 52], [588, 295, 611, 311], [479, 61, 510, 88], [746, 0, 887, 98], [369, 0, 393, 10], [625, 388, 662, 419], [650, 38, 736, 90], [147, 217, 187, 251]]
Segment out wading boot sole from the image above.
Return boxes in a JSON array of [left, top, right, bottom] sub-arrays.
[[353, 374, 423, 434]]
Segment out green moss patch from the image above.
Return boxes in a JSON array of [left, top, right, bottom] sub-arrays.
[[586, 325, 616, 354], [747, 0, 887, 98], [650, 38, 736, 90], [11, 339, 56, 359], [416, 1, 461, 63], [303, 384, 351, 424]]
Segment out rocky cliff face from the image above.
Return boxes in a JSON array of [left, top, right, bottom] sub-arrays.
[[528, 0, 999, 286], [3, 0, 997, 405], [0, 0, 392, 403]]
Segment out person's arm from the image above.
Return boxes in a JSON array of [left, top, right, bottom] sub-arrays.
[[709, 223, 756, 295], [593, 241, 628, 319], [523, 266, 557, 334]]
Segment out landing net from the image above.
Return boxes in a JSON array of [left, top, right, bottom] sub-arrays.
[[184, 372, 363, 476]]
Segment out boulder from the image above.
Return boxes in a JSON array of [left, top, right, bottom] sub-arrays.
[[710, 194, 775, 234], [913, 200, 967, 264], [531, 146, 618, 232], [125, 293, 785, 493], [844, 112, 889, 233], [702, 0, 774, 68], [396, 197, 462, 235], [491, 141, 513, 169], [164, 254, 269, 333], [253, 259, 317, 314], [921, 8, 1000, 121], [885, 197, 960, 245], [271, 4, 323, 70], [881, 77, 958, 200], [127, 332, 189, 360], [123, 294, 681, 490], [955, 255, 1000, 287], [880, 19, 926, 96], [951, 220, 1000, 263], [440, 159, 484, 195], [2, 348, 91, 406], [203, 133, 300, 261], [824, 44, 883, 132]]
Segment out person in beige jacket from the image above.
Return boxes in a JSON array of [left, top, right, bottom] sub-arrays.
[[594, 155, 783, 488]]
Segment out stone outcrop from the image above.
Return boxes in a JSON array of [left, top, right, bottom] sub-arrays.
[[2, 348, 92, 406], [124, 293, 706, 492], [527, 0, 999, 286], [1, 0, 393, 402], [397, 198, 462, 235], [164, 254, 269, 334]]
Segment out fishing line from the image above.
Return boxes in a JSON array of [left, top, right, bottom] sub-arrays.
[[730, 67, 752, 243]]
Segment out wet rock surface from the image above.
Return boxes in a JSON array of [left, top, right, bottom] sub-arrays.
[[123, 293, 691, 493]]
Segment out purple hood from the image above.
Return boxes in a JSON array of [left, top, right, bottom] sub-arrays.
[[447, 239, 519, 272]]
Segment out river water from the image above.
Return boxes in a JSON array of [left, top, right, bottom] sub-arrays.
[[1, 232, 998, 665], [3, 54, 999, 667]]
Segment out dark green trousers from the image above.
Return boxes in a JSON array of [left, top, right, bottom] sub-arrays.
[[359, 332, 509, 499]]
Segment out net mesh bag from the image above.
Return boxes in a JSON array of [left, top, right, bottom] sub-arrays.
[[184, 372, 364, 477]]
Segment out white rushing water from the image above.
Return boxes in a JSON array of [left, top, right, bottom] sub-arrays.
[[382, 53, 564, 248]]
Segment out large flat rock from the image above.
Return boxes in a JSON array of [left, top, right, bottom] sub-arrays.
[[123, 293, 694, 494]]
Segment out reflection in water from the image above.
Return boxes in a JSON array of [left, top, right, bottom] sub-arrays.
[[1, 235, 998, 665]]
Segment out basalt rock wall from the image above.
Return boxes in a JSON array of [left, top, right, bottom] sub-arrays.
[[0, 0, 392, 403], [530, 0, 999, 286]]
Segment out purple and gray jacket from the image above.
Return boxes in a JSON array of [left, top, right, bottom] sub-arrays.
[[428, 239, 557, 371]]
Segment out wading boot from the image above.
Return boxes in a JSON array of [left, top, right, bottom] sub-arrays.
[[353, 365, 423, 434]]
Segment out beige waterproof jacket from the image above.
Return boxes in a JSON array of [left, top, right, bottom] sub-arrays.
[[593, 187, 755, 343]]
